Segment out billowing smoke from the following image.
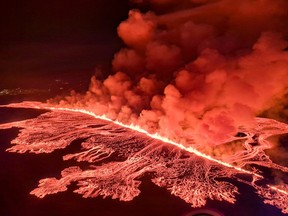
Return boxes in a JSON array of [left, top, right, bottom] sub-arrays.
[[50, 0, 288, 147]]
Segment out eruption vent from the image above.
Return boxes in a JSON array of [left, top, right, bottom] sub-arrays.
[[51, 0, 288, 149]]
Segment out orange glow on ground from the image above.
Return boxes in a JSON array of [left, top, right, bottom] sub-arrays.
[[1, 101, 288, 214]]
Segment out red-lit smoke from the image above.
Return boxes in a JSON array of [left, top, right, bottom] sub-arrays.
[[50, 0, 288, 148]]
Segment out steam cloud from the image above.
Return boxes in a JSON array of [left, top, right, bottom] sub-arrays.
[[50, 0, 288, 147]]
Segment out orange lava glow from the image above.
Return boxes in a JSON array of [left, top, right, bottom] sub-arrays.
[[43, 105, 288, 199], [48, 106, 263, 178], [1, 101, 288, 214]]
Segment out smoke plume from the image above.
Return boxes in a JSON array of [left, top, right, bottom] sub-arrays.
[[50, 0, 288, 147]]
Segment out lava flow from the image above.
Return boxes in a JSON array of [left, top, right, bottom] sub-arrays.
[[0, 101, 288, 214]]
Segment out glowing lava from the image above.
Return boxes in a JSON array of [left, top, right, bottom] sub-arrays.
[[0, 101, 288, 214]]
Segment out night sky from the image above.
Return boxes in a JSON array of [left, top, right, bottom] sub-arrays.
[[0, 0, 131, 89]]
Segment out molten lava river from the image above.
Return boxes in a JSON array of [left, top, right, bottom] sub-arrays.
[[0, 101, 288, 215]]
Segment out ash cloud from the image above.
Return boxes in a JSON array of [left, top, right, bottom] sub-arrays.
[[51, 0, 288, 146]]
